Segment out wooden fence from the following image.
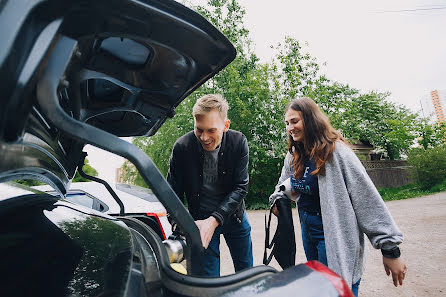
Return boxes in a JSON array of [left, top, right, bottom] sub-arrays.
[[361, 160, 412, 188]]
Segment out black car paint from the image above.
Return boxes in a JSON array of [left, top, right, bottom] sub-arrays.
[[0, 193, 134, 297], [0, 184, 342, 297]]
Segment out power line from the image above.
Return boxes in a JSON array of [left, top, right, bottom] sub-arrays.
[[377, 6, 446, 13]]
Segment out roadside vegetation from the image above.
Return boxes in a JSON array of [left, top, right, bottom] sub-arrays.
[[247, 178, 446, 210], [379, 180, 446, 202], [379, 146, 446, 202]]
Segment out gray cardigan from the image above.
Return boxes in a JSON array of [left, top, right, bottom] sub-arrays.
[[271, 141, 403, 287]]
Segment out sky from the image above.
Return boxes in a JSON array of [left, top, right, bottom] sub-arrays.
[[235, 0, 446, 113], [88, 0, 446, 182]]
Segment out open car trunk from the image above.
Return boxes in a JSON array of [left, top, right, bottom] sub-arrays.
[[0, 0, 353, 296], [0, 0, 236, 275]]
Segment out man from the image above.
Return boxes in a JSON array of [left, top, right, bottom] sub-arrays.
[[167, 94, 253, 277]]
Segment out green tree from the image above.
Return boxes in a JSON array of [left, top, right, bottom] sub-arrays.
[[408, 146, 446, 189], [417, 119, 446, 149], [340, 93, 418, 160], [121, 0, 289, 204], [73, 158, 98, 182], [269, 36, 419, 160], [273, 37, 321, 99], [310, 83, 418, 159], [121, 0, 426, 207]]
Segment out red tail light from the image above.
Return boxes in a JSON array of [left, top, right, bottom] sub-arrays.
[[146, 212, 167, 239], [305, 260, 354, 297]]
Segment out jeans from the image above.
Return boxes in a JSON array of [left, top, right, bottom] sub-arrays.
[[204, 212, 253, 277], [351, 278, 361, 297], [298, 209, 327, 266], [298, 209, 361, 296]]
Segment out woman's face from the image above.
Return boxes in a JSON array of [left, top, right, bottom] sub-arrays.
[[285, 108, 305, 143]]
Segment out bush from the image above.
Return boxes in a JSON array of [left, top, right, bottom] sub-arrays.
[[407, 146, 446, 190]]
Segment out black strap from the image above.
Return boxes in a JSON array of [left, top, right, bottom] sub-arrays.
[[263, 199, 296, 269], [263, 206, 276, 265]]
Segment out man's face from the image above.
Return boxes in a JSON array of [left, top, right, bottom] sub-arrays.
[[194, 110, 230, 151]]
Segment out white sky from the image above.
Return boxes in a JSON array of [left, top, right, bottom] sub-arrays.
[[84, 145, 126, 183], [236, 0, 446, 113], [88, 0, 446, 181]]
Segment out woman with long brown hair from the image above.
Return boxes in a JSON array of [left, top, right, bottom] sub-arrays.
[[268, 97, 407, 296]]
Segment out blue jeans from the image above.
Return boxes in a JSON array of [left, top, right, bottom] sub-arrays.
[[204, 212, 253, 277], [298, 209, 361, 296], [351, 278, 361, 297], [298, 209, 327, 266]]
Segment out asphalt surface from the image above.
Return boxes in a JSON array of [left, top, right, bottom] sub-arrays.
[[219, 192, 446, 297]]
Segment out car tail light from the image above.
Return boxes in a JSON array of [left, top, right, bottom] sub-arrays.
[[305, 260, 354, 297], [146, 212, 167, 239]]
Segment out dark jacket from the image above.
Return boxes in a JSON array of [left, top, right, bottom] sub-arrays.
[[167, 129, 249, 225]]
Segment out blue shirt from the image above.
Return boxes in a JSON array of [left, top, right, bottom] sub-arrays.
[[290, 159, 321, 214]]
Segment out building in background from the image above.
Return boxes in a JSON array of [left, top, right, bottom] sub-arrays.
[[420, 89, 446, 123]]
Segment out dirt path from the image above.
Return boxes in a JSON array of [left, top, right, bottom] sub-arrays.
[[219, 192, 446, 297]]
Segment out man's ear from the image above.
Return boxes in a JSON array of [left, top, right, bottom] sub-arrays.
[[224, 120, 231, 132]]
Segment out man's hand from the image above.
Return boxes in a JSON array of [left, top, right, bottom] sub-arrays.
[[195, 216, 219, 249], [272, 204, 279, 217], [383, 256, 407, 287]]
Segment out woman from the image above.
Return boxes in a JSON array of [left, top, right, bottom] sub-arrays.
[[269, 97, 407, 296]]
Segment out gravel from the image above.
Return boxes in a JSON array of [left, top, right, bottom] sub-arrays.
[[219, 192, 446, 297]]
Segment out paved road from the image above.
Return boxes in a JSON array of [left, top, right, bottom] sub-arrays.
[[219, 192, 446, 297]]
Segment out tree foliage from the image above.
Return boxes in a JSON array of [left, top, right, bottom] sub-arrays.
[[325, 90, 418, 160], [121, 0, 435, 207], [416, 119, 446, 149], [408, 146, 446, 189], [73, 158, 98, 182]]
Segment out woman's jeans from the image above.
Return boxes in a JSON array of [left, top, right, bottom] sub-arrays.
[[204, 212, 253, 277], [298, 209, 327, 265], [298, 209, 361, 297]]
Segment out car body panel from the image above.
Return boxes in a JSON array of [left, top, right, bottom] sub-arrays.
[[33, 182, 165, 214], [218, 264, 339, 297], [33, 182, 172, 238], [0, 189, 134, 297]]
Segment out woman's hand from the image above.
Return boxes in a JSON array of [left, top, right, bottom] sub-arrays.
[[382, 256, 407, 287]]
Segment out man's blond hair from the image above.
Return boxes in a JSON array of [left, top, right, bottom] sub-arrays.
[[192, 94, 229, 121]]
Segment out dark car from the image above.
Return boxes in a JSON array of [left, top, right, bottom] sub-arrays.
[[0, 0, 353, 296]]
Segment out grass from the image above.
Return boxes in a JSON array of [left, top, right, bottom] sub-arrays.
[[378, 180, 446, 201]]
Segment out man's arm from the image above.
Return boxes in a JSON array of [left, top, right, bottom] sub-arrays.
[[211, 136, 249, 225]]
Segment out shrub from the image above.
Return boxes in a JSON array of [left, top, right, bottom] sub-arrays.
[[407, 146, 446, 190]]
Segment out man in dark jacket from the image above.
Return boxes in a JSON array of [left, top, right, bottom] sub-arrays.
[[167, 94, 253, 277]]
